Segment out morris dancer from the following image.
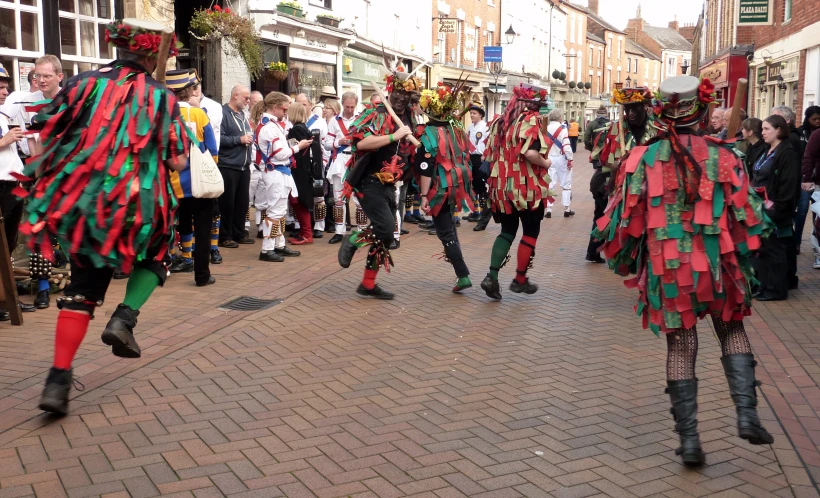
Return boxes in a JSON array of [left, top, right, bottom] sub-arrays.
[[326, 92, 360, 244], [594, 76, 773, 467], [481, 86, 553, 300], [24, 20, 190, 415], [337, 57, 422, 299], [465, 102, 488, 223]]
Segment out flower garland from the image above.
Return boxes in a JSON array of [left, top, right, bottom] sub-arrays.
[[190, 5, 264, 79], [611, 87, 652, 105], [104, 22, 182, 57], [419, 82, 471, 121], [513, 85, 549, 105], [384, 68, 422, 93]]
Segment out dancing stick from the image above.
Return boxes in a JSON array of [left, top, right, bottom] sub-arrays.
[[369, 80, 421, 147], [726, 78, 748, 139], [153, 31, 175, 84]]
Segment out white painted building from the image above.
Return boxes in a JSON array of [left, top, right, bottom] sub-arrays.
[[500, 0, 566, 87]]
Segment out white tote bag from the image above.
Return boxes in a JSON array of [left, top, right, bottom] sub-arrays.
[[189, 142, 224, 198]]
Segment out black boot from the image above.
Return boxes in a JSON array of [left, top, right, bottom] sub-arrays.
[[34, 290, 50, 309], [481, 274, 502, 300], [666, 379, 706, 467], [38, 367, 73, 415], [721, 354, 775, 445], [356, 283, 394, 300], [510, 277, 538, 294], [100, 304, 141, 358], [338, 234, 358, 268]]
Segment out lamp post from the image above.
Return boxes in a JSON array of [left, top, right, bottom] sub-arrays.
[[625, 75, 632, 88], [505, 25, 516, 45], [487, 25, 516, 116], [680, 60, 690, 75]]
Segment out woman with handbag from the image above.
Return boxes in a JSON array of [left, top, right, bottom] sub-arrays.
[[287, 103, 320, 244], [166, 69, 218, 287]]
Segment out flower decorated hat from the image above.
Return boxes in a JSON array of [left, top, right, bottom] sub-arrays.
[[419, 78, 472, 122], [104, 19, 181, 58], [611, 83, 653, 106], [381, 49, 423, 94], [654, 75, 716, 127], [513, 85, 551, 108]]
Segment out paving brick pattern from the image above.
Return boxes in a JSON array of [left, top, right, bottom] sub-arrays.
[[0, 150, 818, 497]]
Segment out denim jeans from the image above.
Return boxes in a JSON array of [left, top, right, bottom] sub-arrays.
[[794, 189, 811, 249]]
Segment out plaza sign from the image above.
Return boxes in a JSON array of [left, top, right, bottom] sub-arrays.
[[737, 0, 772, 25]]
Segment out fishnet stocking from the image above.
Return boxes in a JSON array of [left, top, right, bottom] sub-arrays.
[[666, 327, 698, 381], [711, 316, 753, 356]]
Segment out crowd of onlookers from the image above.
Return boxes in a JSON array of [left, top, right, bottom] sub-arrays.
[[732, 104, 820, 301]]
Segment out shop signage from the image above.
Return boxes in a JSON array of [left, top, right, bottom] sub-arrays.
[[289, 46, 337, 65], [700, 61, 727, 86], [737, 0, 772, 25], [484, 46, 502, 63], [439, 18, 458, 33], [345, 56, 384, 82], [766, 63, 782, 82], [305, 36, 328, 49]]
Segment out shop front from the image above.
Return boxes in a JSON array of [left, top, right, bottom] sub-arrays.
[[341, 41, 426, 108], [699, 47, 751, 109], [753, 54, 800, 119]]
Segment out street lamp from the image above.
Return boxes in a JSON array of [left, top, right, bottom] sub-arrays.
[[505, 25, 517, 45], [625, 76, 632, 87], [680, 60, 690, 75]]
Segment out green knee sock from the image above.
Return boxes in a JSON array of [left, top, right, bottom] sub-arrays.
[[122, 267, 161, 311], [489, 233, 515, 280], [349, 231, 370, 249]]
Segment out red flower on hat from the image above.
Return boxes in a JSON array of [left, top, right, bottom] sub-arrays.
[[134, 34, 153, 51], [539, 89, 547, 99], [698, 78, 715, 104]]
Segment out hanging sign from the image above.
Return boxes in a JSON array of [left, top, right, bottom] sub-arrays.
[[737, 0, 773, 25], [439, 18, 458, 33]]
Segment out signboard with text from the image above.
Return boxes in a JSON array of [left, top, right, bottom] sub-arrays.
[[484, 46, 503, 63], [439, 18, 458, 33], [737, 0, 772, 25]]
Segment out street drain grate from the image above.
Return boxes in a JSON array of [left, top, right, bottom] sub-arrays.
[[218, 296, 282, 311]]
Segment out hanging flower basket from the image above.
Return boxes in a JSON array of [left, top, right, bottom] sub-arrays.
[[277, 2, 305, 17], [316, 14, 342, 27], [190, 5, 264, 79], [265, 62, 289, 83]]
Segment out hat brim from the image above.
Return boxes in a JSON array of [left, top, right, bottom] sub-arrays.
[[469, 106, 485, 117]]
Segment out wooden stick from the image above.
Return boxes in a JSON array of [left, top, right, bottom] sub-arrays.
[[153, 31, 175, 84], [369, 80, 421, 147], [726, 78, 748, 140]]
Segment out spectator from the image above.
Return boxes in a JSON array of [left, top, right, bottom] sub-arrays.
[[751, 114, 802, 301], [709, 108, 725, 136], [802, 124, 820, 269], [197, 89, 222, 151], [218, 85, 255, 248], [718, 107, 747, 141], [166, 69, 218, 286], [287, 103, 319, 245], [740, 118, 766, 175], [369, 93, 382, 105], [323, 98, 340, 122], [568, 118, 580, 152], [295, 93, 332, 238], [799, 105, 820, 143], [0, 64, 37, 318], [545, 108, 574, 218]]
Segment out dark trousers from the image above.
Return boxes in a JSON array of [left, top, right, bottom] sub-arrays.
[[470, 154, 486, 199], [177, 197, 213, 285], [499, 204, 545, 238], [358, 176, 396, 242], [753, 235, 789, 298], [569, 137, 578, 153], [217, 167, 250, 242], [587, 190, 608, 258], [61, 255, 166, 314], [432, 209, 469, 277], [0, 182, 23, 250]]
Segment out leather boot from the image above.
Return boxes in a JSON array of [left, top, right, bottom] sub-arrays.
[[100, 304, 141, 358], [338, 234, 358, 268], [38, 367, 73, 415], [721, 354, 775, 445], [666, 379, 706, 467]]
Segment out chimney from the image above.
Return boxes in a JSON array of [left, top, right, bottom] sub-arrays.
[[669, 15, 679, 31], [588, 0, 599, 15]]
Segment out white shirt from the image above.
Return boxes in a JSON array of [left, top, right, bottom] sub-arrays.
[[326, 112, 359, 179], [200, 96, 223, 152], [257, 113, 298, 167], [546, 121, 573, 160], [0, 89, 50, 157], [467, 120, 489, 156], [0, 114, 25, 182]]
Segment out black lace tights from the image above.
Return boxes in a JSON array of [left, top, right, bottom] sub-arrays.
[[665, 317, 753, 381]]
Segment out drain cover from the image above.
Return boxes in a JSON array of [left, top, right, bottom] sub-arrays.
[[218, 296, 282, 311]]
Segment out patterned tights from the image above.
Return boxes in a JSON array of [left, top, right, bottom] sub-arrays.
[[665, 317, 753, 381]]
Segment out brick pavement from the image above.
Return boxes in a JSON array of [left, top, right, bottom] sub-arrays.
[[0, 149, 818, 497]]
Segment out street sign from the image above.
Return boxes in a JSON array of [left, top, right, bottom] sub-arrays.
[[439, 18, 458, 33], [737, 0, 772, 25], [484, 46, 503, 63]]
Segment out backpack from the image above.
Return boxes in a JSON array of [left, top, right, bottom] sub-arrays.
[[585, 117, 609, 151]]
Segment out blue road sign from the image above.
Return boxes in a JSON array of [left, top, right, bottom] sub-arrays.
[[484, 46, 503, 63]]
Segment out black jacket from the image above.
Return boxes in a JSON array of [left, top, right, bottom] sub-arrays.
[[751, 140, 802, 228], [287, 123, 318, 210], [788, 125, 806, 159], [219, 104, 252, 170], [744, 139, 767, 176], [584, 116, 609, 150]]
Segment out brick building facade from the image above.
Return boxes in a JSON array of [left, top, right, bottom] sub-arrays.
[[625, 11, 692, 84]]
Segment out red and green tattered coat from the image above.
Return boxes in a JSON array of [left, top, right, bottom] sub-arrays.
[[592, 131, 773, 335], [591, 119, 658, 172], [18, 61, 191, 272], [485, 110, 553, 213], [415, 119, 474, 216]]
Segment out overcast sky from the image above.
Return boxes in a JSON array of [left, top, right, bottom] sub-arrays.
[[574, 0, 703, 31]]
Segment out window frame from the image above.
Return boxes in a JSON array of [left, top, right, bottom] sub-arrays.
[[58, 0, 116, 76], [0, 0, 46, 92]]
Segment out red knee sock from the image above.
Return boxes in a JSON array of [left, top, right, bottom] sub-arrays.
[[515, 235, 537, 284], [53, 310, 92, 370], [362, 268, 379, 290]]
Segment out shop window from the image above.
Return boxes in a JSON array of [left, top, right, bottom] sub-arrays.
[[289, 60, 337, 104]]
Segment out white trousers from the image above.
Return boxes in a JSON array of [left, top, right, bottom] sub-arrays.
[[330, 174, 347, 235], [394, 182, 402, 241], [246, 167, 261, 230], [314, 196, 325, 231], [256, 170, 295, 251], [547, 155, 572, 209]]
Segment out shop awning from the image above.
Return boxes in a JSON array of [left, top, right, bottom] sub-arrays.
[[487, 85, 507, 94]]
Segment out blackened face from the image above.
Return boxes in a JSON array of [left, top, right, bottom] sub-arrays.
[[626, 105, 647, 126], [389, 89, 411, 115]]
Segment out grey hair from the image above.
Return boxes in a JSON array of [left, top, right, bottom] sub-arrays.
[[341, 91, 358, 104], [548, 108, 564, 122], [771, 105, 796, 125]]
